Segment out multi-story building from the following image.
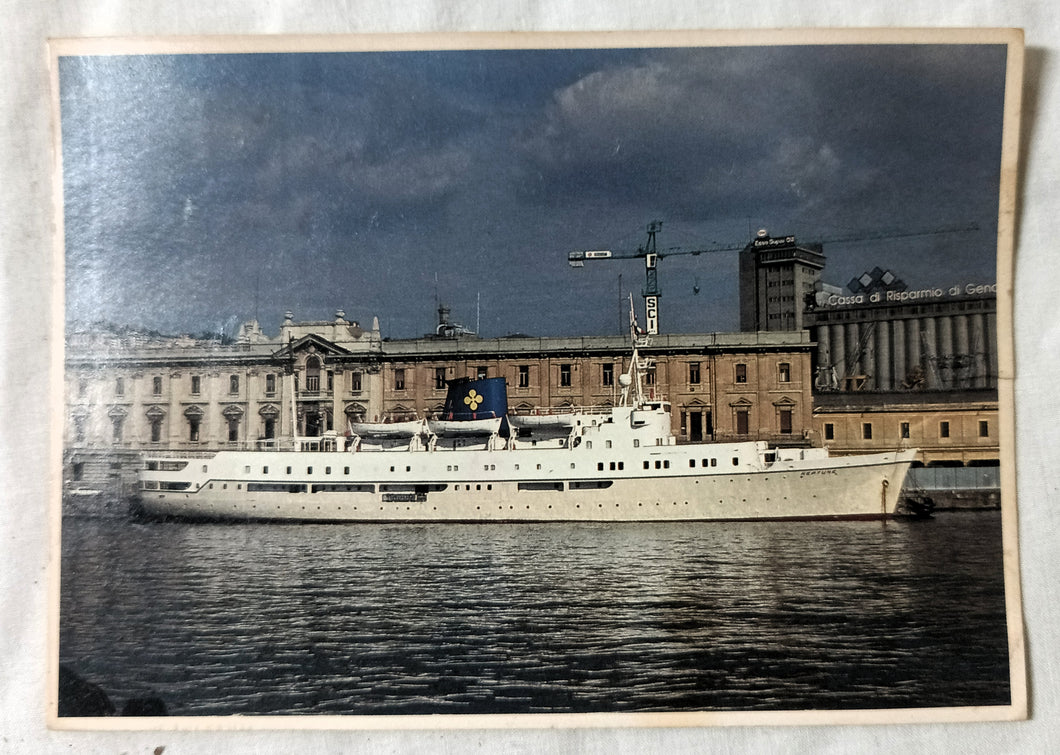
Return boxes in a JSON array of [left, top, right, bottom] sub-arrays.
[[738, 230, 826, 332], [62, 309, 815, 505]]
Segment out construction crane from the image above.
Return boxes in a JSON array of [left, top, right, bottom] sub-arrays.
[[569, 220, 979, 335]]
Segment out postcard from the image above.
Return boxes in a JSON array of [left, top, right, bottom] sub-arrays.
[[48, 28, 1025, 729]]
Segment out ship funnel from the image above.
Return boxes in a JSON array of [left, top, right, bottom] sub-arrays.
[[441, 377, 508, 421]]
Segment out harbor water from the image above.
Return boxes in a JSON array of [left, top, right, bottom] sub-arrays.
[[58, 510, 1011, 716]]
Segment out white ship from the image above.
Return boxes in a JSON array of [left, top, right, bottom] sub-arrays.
[[137, 309, 916, 523]]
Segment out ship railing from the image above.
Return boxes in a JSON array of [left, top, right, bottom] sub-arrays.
[[508, 405, 613, 417]]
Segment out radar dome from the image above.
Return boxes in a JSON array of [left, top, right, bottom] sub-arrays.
[[618, 373, 633, 387]]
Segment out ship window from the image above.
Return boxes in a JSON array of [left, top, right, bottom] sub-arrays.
[[606, 440, 612, 449], [633, 439, 639, 448], [390, 466, 395, 472], [244, 466, 251, 474], [514, 464, 519, 471], [262, 466, 269, 474], [618, 462, 624, 470], [711, 458, 717, 467], [325, 467, 331, 474], [344, 467, 350, 475], [609, 462, 616, 470], [655, 461, 661, 469], [406, 466, 411, 472], [571, 463, 576, 470], [585, 441, 592, 450], [286, 466, 292, 474], [202, 465, 208, 473], [537, 464, 542, 470], [307, 467, 313, 474], [732, 457, 739, 466], [664, 460, 670, 469], [690, 459, 696, 468]]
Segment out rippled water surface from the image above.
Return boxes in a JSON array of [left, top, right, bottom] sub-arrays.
[[59, 512, 1011, 716]]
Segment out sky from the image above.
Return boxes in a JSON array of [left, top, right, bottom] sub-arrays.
[[59, 42, 1009, 339]]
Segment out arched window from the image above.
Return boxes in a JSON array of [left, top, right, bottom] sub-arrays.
[[305, 356, 321, 392]]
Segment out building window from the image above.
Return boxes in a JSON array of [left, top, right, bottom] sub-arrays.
[[476, 366, 488, 380], [394, 368, 406, 391], [560, 364, 572, 387], [979, 420, 989, 437], [265, 374, 275, 395], [112, 417, 124, 442], [264, 418, 275, 439], [114, 377, 123, 396], [735, 409, 749, 435], [900, 421, 910, 439], [152, 376, 162, 395], [74, 417, 85, 443], [228, 418, 239, 442], [189, 418, 200, 442], [940, 421, 950, 439], [435, 367, 447, 390], [646, 369, 656, 386], [735, 363, 747, 383], [778, 362, 791, 382], [229, 375, 239, 394], [824, 423, 834, 441], [518, 365, 530, 388], [327, 371, 334, 392], [689, 362, 700, 385], [602, 363, 614, 387], [779, 409, 792, 434], [150, 418, 163, 443], [863, 423, 873, 440], [187, 375, 199, 395], [350, 371, 362, 392], [72, 462, 84, 481]]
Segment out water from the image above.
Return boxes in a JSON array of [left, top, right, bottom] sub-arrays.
[[58, 511, 1011, 716]]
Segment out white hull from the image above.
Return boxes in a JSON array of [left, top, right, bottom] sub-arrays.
[[138, 414, 915, 522]]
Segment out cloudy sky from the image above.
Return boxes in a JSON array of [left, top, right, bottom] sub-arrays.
[[59, 42, 1009, 339]]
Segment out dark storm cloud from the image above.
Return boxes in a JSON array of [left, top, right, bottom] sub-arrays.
[[60, 44, 1008, 338]]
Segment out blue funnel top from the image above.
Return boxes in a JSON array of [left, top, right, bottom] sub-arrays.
[[442, 377, 508, 420]]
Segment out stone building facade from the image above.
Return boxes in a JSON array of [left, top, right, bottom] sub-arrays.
[[62, 312, 815, 503]]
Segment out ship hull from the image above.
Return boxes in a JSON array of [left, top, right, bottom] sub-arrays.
[[136, 448, 914, 523]]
